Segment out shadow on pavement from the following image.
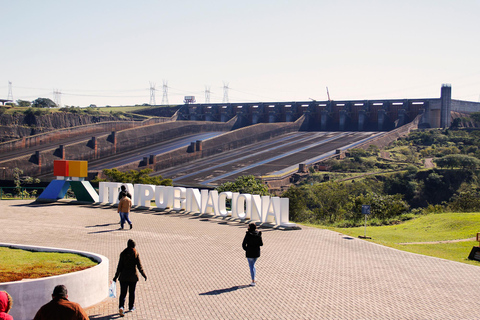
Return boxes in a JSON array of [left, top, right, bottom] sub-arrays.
[[199, 285, 250, 295], [89, 313, 122, 319]]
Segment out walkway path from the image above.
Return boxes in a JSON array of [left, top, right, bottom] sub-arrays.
[[1, 200, 480, 319]]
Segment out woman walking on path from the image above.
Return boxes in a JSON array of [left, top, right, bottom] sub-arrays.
[[113, 239, 147, 317], [118, 193, 133, 230], [242, 223, 263, 286]]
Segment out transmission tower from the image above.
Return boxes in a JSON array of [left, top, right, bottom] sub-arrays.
[[161, 80, 169, 105], [205, 86, 211, 103], [222, 82, 229, 103], [7, 81, 13, 101], [149, 82, 156, 105], [53, 89, 62, 107]]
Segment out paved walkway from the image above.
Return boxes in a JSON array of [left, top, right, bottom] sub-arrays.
[[1, 200, 480, 319]]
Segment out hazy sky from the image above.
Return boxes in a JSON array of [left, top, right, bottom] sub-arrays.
[[1, 0, 479, 107]]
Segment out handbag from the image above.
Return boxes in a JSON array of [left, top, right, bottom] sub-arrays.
[[108, 281, 117, 298]]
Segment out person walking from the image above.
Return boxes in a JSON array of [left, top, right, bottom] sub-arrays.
[[117, 185, 131, 225], [118, 192, 133, 230], [118, 185, 132, 201], [242, 223, 263, 286], [113, 239, 147, 317], [33, 285, 88, 320], [0, 291, 13, 320]]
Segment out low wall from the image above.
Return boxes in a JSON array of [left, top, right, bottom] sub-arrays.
[[0, 243, 108, 320]]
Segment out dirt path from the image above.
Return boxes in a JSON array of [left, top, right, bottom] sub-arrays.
[[424, 157, 434, 168], [398, 237, 476, 245]]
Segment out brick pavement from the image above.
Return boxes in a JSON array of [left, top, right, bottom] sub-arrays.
[[1, 200, 480, 319]]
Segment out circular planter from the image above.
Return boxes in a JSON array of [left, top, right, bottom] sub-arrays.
[[0, 242, 108, 320]]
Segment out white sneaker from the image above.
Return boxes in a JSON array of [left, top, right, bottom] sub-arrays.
[[249, 282, 256, 286], [119, 307, 125, 317]]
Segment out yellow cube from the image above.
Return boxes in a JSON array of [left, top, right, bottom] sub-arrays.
[[68, 160, 88, 177]]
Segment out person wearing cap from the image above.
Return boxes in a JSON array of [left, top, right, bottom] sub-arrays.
[[0, 291, 13, 320], [33, 285, 88, 320], [113, 239, 147, 317]]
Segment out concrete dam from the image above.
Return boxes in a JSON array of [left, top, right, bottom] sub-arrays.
[[0, 84, 478, 186]]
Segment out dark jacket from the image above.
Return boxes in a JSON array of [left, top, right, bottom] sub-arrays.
[[114, 247, 147, 283], [33, 298, 88, 320], [242, 230, 263, 258]]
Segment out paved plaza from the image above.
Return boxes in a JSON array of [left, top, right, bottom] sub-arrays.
[[1, 200, 480, 319]]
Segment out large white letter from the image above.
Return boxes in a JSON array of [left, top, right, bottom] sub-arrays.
[[204, 190, 219, 215], [138, 184, 155, 207], [186, 188, 202, 212], [236, 194, 252, 219], [264, 196, 280, 224], [173, 187, 186, 210], [200, 189, 209, 213], [230, 192, 240, 218], [251, 195, 263, 221], [99, 182, 122, 204], [155, 186, 174, 210], [280, 198, 296, 227], [218, 192, 232, 217]]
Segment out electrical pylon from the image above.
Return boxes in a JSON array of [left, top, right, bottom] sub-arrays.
[[149, 82, 156, 105], [222, 82, 229, 103], [7, 81, 13, 101], [205, 86, 211, 103], [162, 80, 169, 105], [53, 89, 62, 107]]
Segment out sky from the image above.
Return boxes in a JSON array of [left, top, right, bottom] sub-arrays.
[[1, 0, 479, 107]]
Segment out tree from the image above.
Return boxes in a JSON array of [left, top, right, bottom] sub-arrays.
[[470, 112, 480, 124], [13, 167, 41, 197], [216, 175, 269, 196], [32, 97, 57, 108], [95, 168, 172, 186], [16, 100, 31, 107], [434, 154, 480, 171]]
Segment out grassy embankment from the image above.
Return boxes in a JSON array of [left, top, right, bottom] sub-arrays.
[[0, 247, 98, 283], [305, 212, 480, 266]]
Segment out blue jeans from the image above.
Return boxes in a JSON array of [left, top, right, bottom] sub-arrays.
[[119, 211, 132, 229], [247, 258, 258, 281]]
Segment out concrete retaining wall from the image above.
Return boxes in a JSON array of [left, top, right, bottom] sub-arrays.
[[0, 243, 108, 320], [110, 117, 306, 173]]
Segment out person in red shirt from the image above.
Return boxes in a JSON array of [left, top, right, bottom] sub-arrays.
[[33, 285, 88, 320]]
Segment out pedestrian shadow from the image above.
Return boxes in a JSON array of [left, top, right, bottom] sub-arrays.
[[199, 285, 249, 295], [86, 223, 118, 228], [89, 313, 122, 319]]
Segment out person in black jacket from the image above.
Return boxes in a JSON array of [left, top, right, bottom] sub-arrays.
[[113, 239, 147, 317], [242, 223, 263, 286]]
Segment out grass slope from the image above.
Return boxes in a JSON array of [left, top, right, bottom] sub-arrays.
[[308, 212, 480, 266]]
